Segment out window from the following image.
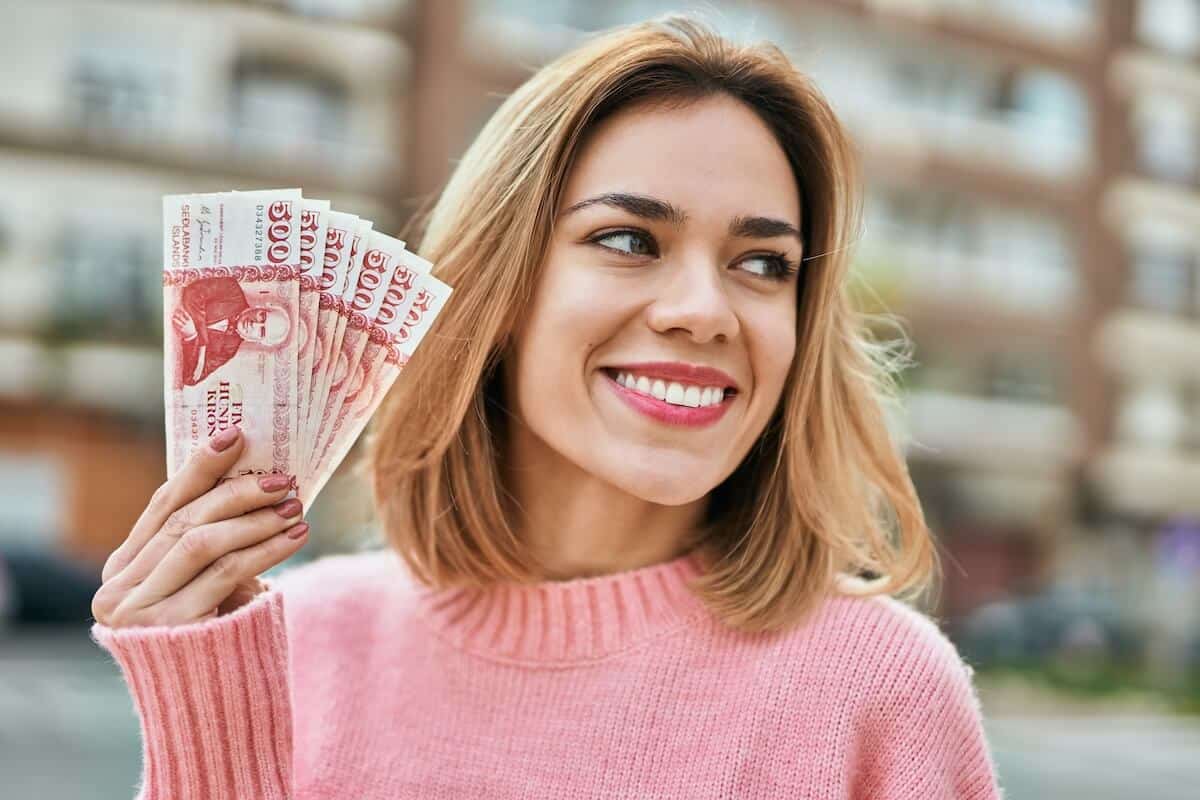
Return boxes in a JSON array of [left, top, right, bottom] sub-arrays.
[[1129, 243, 1195, 317], [1137, 0, 1200, 58], [1117, 384, 1189, 450], [1132, 94, 1200, 185], [68, 42, 174, 142], [52, 224, 159, 342], [231, 57, 349, 160]]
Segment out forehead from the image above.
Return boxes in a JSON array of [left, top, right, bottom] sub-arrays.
[[562, 94, 800, 227]]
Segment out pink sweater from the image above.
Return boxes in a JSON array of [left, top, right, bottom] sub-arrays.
[[90, 547, 1003, 799]]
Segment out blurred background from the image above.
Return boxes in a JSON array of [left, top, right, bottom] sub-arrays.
[[0, 0, 1198, 797]]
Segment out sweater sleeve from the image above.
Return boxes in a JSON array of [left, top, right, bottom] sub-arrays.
[[89, 578, 293, 800], [856, 630, 1004, 800]]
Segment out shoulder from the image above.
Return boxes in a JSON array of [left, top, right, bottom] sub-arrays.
[[809, 593, 1000, 797], [700, 584, 979, 708], [811, 590, 988, 753], [794, 588, 979, 702]]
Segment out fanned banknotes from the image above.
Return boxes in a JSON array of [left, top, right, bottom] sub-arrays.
[[162, 189, 452, 506]]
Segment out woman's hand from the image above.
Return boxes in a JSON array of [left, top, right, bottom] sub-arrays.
[[91, 426, 309, 629]]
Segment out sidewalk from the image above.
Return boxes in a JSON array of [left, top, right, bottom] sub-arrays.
[[0, 625, 141, 799], [979, 673, 1200, 799], [986, 716, 1200, 799]]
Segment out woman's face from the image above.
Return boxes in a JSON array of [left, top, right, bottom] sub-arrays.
[[506, 94, 801, 505]]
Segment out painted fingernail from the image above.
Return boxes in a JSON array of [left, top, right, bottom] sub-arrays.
[[258, 473, 291, 492], [210, 427, 240, 452], [285, 522, 309, 540], [273, 498, 303, 518]]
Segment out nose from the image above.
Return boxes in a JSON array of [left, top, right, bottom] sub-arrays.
[[645, 253, 740, 344]]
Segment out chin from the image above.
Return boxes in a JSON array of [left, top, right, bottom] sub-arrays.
[[598, 459, 715, 507]]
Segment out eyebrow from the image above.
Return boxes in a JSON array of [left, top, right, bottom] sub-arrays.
[[561, 192, 802, 244]]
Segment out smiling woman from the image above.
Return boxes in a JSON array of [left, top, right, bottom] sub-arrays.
[[90, 14, 1002, 800], [377, 22, 920, 616], [499, 94, 807, 563]]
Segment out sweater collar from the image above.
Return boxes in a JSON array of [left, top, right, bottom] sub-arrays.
[[411, 548, 710, 665]]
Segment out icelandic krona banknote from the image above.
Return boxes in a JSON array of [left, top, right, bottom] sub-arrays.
[[162, 189, 452, 505]]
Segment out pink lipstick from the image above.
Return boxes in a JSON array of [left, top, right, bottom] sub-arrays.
[[601, 366, 735, 428]]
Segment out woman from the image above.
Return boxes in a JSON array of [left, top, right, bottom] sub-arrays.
[[90, 16, 1003, 799]]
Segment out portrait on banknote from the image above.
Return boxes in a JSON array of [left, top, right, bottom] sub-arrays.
[[167, 274, 295, 387]]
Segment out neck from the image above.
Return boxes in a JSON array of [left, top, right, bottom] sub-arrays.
[[506, 426, 707, 582]]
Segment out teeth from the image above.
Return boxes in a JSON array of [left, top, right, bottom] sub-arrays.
[[613, 371, 727, 408]]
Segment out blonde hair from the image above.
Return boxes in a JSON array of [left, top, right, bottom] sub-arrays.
[[369, 15, 940, 633]]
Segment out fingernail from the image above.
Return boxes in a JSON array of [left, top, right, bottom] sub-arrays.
[[273, 498, 303, 518], [210, 427, 240, 452], [285, 522, 309, 540], [258, 473, 291, 492]]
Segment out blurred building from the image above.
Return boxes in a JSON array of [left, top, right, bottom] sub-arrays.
[[0, 0, 1197, 643], [0, 0, 409, 562]]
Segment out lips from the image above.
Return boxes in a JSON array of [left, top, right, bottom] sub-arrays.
[[603, 361, 740, 393], [601, 369, 735, 428]]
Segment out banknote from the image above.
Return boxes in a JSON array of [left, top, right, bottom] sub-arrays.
[[162, 189, 302, 485], [305, 217, 372, 462], [161, 187, 451, 508], [308, 229, 410, 473], [296, 199, 330, 465], [300, 210, 359, 462], [303, 266, 452, 505]]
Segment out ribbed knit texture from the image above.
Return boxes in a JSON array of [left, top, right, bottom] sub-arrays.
[[90, 548, 1003, 799]]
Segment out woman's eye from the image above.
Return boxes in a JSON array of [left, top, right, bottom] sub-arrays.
[[592, 230, 657, 257], [738, 254, 797, 281]]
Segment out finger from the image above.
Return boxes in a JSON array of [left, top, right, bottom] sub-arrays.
[[218, 576, 267, 617], [121, 500, 303, 608], [103, 426, 245, 583], [110, 472, 295, 590], [138, 520, 309, 626]]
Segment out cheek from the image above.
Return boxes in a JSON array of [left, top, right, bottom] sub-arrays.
[[509, 258, 634, 431], [748, 305, 797, 398], [519, 261, 626, 381]]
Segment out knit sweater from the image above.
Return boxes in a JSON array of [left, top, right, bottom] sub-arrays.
[[90, 547, 1003, 799]]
